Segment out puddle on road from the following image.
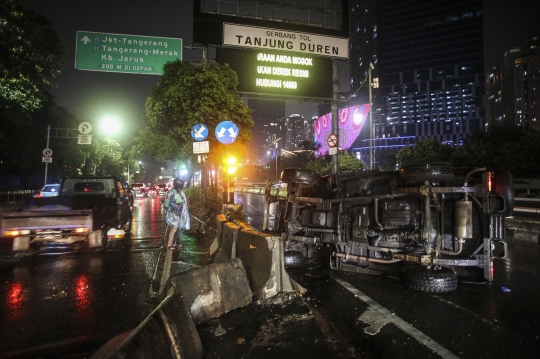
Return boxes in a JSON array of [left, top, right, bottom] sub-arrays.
[[357, 306, 391, 335]]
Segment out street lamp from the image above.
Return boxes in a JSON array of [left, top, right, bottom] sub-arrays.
[[224, 155, 237, 204], [100, 116, 120, 135]]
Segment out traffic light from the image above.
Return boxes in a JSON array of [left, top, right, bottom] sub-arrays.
[[226, 156, 237, 175]]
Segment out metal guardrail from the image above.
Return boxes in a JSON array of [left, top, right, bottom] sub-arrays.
[[0, 190, 38, 204]]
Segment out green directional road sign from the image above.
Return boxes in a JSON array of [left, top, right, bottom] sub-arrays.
[[75, 31, 182, 75]]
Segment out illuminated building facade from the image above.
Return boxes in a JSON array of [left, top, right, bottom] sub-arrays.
[[487, 35, 540, 129], [349, 0, 485, 165], [247, 98, 286, 164], [285, 114, 314, 151]]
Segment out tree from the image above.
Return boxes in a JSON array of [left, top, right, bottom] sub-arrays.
[[142, 61, 253, 163], [396, 139, 458, 167], [0, 0, 65, 122], [456, 123, 540, 177], [339, 151, 367, 173], [306, 156, 331, 176]]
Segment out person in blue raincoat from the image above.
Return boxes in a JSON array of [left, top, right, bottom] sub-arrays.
[[164, 178, 190, 250]]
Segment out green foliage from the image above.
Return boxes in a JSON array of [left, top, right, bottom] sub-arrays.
[[306, 156, 331, 176], [305, 151, 366, 176], [183, 185, 223, 221], [0, 0, 65, 119], [132, 129, 181, 163], [456, 123, 540, 176], [394, 124, 540, 177], [396, 139, 458, 167], [91, 138, 125, 177], [339, 151, 367, 173], [141, 61, 254, 163]]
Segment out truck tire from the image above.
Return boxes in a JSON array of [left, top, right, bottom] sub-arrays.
[[284, 250, 305, 268], [281, 168, 321, 186], [492, 170, 514, 216], [399, 162, 454, 183], [402, 265, 458, 292]]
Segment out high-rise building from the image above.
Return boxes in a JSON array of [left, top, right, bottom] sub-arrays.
[[487, 35, 540, 129], [349, 0, 485, 163], [247, 98, 286, 164], [285, 114, 314, 151]]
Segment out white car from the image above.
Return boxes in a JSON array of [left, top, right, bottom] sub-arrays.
[[34, 184, 60, 198]]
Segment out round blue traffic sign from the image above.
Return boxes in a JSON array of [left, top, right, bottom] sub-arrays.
[[191, 124, 208, 141], [215, 121, 238, 145]]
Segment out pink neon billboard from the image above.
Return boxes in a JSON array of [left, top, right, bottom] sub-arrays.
[[314, 104, 371, 156]]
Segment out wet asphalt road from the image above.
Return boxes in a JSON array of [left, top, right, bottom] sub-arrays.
[[234, 193, 540, 359], [0, 195, 171, 356], [1, 192, 539, 358]]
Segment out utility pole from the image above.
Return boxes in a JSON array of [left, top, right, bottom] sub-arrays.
[[369, 63, 374, 170], [44, 125, 50, 185], [331, 59, 339, 174]]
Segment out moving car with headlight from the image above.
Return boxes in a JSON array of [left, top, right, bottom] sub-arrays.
[[131, 183, 147, 198], [1, 176, 132, 251], [264, 163, 514, 292]]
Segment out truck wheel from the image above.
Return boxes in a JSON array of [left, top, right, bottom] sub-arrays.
[[281, 168, 321, 186], [399, 162, 454, 183], [402, 265, 458, 292], [492, 170, 514, 216], [284, 250, 305, 268]]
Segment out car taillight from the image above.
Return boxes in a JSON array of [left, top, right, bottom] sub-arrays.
[[75, 228, 89, 233], [488, 172, 492, 192]]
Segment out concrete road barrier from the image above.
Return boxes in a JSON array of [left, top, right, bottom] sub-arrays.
[[162, 258, 252, 325], [90, 293, 203, 359], [505, 217, 540, 245], [212, 204, 296, 299]]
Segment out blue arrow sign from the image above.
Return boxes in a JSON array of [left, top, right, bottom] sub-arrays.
[[215, 121, 238, 145], [191, 124, 208, 141]]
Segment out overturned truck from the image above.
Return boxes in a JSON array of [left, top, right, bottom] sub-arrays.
[[263, 164, 514, 292]]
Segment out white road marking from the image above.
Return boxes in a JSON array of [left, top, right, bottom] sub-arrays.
[[333, 276, 460, 359], [433, 296, 499, 328]]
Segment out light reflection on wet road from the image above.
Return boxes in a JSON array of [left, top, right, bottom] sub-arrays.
[[0, 196, 169, 354]]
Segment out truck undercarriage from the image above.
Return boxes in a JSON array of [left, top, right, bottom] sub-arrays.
[[264, 164, 514, 292]]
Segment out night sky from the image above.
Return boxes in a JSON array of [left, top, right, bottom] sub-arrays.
[[20, 0, 540, 141]]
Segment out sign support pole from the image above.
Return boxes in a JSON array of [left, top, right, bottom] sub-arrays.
[[369, 64, 373, 170], [331, 60, 339, 175], [44, 125, 50, 186]]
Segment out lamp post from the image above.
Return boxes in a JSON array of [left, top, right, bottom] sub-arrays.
[[369, 62, 374, 170], [368, 62, 379, 170]]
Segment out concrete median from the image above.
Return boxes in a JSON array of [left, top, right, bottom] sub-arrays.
[[162, 257, 252, 324], [212, 204, 296, 299], [505, 217, 540, 244]]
